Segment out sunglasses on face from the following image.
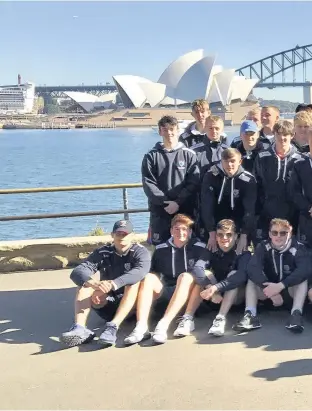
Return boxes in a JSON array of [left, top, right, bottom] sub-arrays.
[[216, 232, 233, 239], [270, 230, 288, 237]]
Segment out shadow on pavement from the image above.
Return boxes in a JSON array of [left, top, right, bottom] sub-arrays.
[[252, 359, 312, 381], [193, 306, 312, 352], [0, 287, 129, 355], [2, 287, 312, 355]]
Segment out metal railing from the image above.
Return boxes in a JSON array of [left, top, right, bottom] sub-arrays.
[[0, 183, 149, 222]]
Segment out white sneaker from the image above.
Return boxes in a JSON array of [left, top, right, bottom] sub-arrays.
[[152, 321, 168, 344], [124, 325, 150, 345], [208, 315, 226, 336], [173, 315, 195, 337]]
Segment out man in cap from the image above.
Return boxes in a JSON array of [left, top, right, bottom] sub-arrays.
[[60, 219, 151, 348], [235, 120, 270, 173]]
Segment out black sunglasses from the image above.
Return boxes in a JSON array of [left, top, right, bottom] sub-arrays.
[[216, 232, 233, 239], [270, 230, 288, 237]]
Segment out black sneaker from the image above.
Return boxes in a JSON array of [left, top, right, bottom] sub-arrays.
[[233, 310, 262, 332], [285, 310, 304, 333]]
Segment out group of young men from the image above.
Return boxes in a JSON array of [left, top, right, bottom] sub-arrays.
[[60, 100, 312, 348]]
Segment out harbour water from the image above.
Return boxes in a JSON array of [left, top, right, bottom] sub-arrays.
[[0, 126, 239, 241]]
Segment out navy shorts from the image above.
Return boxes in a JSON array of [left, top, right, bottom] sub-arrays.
[[92, 292, 124, 321], [153, 285, 176, 314]]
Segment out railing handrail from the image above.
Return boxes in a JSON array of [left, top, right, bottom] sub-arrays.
[[0, 183, 147, 222], [0, 183, 143, 195]]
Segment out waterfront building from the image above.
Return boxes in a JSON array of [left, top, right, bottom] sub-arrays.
[[0, 82, 35, 114]]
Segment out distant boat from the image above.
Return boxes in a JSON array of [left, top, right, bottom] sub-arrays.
[[2, 123, 17, 129]]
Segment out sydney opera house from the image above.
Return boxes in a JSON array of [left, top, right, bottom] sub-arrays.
[[112, 49, 259, 109]]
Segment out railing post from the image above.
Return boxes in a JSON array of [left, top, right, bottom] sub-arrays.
[[122, 188, 129, 220]]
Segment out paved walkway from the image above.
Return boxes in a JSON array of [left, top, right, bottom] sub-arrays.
[[1, 269, 312, 409]]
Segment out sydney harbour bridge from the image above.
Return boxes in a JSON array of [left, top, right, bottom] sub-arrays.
[[34, 44, 312, 103]]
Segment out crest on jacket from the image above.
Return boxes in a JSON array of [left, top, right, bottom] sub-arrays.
[[177, 160, 186, 170], [124, 263, 131, 271], [233, 189, 240, 198]]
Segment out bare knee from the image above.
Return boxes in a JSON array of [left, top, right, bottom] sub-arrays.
[[140, 272, 163, 294], [124, 282, 141, 294], [142, 272, 159, 285], [177, 272, 194, 284], [76, 285, 94, 301]]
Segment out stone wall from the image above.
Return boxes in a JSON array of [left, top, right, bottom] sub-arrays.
[[0, 234, 150, 273]]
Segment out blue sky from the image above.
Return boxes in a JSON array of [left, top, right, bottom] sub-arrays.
[[1, 1, 311, 102]]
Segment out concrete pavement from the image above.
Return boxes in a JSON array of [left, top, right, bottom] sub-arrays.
[[1, 269, 312, 409]]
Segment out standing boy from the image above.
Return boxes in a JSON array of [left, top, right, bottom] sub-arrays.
[[142, 115, 200, 245], [200, 148, 257, 254]]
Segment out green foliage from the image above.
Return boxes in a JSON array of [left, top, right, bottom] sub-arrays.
[[258, 98, 300, 113], [88, 224, 105, 236]]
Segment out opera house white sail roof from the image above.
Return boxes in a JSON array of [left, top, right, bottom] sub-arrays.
[[112, 50, 258, 108], [63, 91, 118, 112]]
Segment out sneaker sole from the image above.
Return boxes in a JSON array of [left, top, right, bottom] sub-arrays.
[[152, 336, 167, 344], [208, 330, 225, 337], [232, 324, 262, 332], [285, 325, 304, 334], [124, 332, 151, 346], [173, 327, 195, 338], [59, 333, 95, 347], [98, 338, 116, 347]]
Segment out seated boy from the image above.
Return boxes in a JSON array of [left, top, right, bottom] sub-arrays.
[[60, 220, 151, 347], [234, 218, 311, 334], [124, 213, 209, 345], [174, 219, 251, 337]]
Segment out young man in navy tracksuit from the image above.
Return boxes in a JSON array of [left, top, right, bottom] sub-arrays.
[[234, 218, 311, 333], [193, 115, 228, 178], [192, 115, 228, 239], [200, 148, 257, 254], [231, 106, 279, 148], [179, 99, 211, 149], [254, 120, 303, 243], [233, 120, 270, 173], [292, 110, 312, 154], [60, 220, 151, 347], [288, 126, 312, 304], [175, 219, 251, 337], [289, 129, 312, 248], [124, 214, 210, 345], [142, 115, 200, 245]]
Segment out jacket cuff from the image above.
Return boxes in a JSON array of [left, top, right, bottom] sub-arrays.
[[112, 277, 123, 290]]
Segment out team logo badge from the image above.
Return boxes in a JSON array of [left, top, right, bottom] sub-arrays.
[[119, 220, 127, 227], [256, 229, 262, 239], [153, 233, 160, 241], [124, 263, 131, 271], [300, 234, 306, 242], [188, 259, 195, 268], [233, 189, 239, 198], [283, 265, 290, 273], [178, 160, 186, 170]]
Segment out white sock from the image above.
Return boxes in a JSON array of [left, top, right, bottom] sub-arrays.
[[157, 319, 169, 330], [135, 321, 148, 331]]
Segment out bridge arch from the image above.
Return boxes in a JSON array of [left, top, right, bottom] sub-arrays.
[[236, 44, 312, 83]]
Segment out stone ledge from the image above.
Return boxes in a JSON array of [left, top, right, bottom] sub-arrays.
[[0, 234, 151, 273]]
